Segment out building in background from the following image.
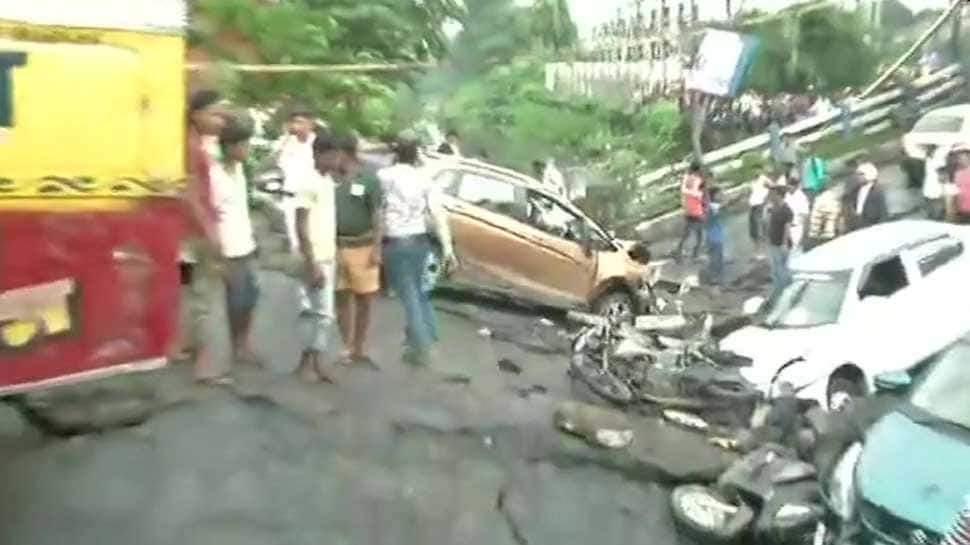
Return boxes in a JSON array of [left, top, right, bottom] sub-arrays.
[[546, 0, 725, 102]]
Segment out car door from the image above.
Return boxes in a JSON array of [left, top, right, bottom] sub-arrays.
[[440, 171, 547, 301], [885, 236, 970, 370], [515, 189, 598, 305]]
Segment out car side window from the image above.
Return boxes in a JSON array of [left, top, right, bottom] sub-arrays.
[[455, 172, 527, 220], [432, 169, 461, 196], [525, 190, 588, 243], [857, 255, 909, 299], [912, 237, 964, 276]]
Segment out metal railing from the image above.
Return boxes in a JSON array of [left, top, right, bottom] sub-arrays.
[[636, 64, 967, 193]]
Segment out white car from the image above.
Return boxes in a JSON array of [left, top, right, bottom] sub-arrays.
[[720, 220, 970, 410], [902, 103, 970, 160]]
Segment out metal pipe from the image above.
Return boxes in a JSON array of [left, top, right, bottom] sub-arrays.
[[859, 0, 964, 98], [185, 62, 436, 73]]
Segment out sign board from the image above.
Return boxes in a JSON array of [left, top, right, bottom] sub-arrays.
[[686, 29, 760, 98]]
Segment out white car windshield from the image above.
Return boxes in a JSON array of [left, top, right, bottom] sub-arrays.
[[760, 270, 850, 328], [912, 114, 964, 133], [909, 339, 970, 431]]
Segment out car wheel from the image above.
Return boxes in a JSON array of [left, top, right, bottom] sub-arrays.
[[670, 484, 754, 543], [422, 244, 444, 293], [827, 377, 865, 412], [592, 290, 634, 320]]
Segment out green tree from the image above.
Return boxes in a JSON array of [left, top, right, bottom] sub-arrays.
[[881, 0, 915, 30], [192, 0, 463, 135], [736, 5, 880, 94], [530, 0, 578, 53]]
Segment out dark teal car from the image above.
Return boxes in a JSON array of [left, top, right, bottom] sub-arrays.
[[850, 334, 970, 544]]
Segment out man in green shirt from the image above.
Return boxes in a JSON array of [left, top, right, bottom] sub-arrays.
[[334, 136, 382, 366]]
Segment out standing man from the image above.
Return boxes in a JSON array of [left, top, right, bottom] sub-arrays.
[[705, 186, 727, 287], [183, 90, 229, 385], [378, 130, 457, 367], [766, 186, 794, 298], [922, 145, 949, 220], [777, 134, 803, 181], [785, 177, 811, 257], [846, 162, 888, 232], [675, 161, 706, 262], [274, 107, 317, 251], [542, 157, 567, 197], [211, 113, 262, 369], [748, 172, 771, 250], [294, 129, 340, 383], [333, 135, 382, 366], [952, 146, 970, 224]]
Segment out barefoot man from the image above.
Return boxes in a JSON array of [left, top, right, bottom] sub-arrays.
[[294, 129, 340, 383]]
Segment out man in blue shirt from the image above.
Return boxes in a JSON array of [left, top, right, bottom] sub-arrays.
[[705, 186, 726, 287]]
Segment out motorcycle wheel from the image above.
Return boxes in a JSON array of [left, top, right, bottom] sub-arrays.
[[670, 484, 754, 543], [569, 358, 634, 405]]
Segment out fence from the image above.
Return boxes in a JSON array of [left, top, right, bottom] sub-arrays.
[[635, 63, 967, 195], [545, 59, 687, 103]]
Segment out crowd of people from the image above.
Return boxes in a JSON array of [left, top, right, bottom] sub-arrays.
[[676, 134, 970, 299], [681, 89, 852, 150], [180, 89, 456, 386], [674, 146, 891, 296]]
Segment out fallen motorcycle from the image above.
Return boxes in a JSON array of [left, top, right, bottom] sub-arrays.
[[671, 444, 825, 545], [567, 308, 758, 422], [567, 311, 638, 405]]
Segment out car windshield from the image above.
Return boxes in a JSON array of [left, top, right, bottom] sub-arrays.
[[912, 114, 964, 133], [909, 339, 970, 432], [760, 270, 850, 328]]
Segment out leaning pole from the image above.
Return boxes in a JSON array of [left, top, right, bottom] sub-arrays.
[[859, 0, 966, 98]]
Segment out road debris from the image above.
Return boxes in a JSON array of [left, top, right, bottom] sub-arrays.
[[553, 400, 634, 449], [498, 358, 523, 375]]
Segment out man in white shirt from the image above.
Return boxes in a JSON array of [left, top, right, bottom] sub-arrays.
[[923, 145, 949, 220], [542, 158, 567, 197], [274, 108, 317, 251], [294, 129, 340, 383], [785, 178, 811, 256], [211, 115, 261, 369], [748, 172, 771, 247]]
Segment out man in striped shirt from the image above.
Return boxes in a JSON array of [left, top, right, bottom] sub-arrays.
[[805, 160, 859, 251]]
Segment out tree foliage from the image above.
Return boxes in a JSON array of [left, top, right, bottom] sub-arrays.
[[192, 0, 463, 135], [736, 6, 880, 94]]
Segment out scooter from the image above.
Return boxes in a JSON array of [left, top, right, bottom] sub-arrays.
[[671, 444, 825, 545]]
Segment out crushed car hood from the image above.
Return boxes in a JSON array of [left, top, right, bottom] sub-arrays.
[[857, 411, 970, 534], [719, 325, 831, 386]]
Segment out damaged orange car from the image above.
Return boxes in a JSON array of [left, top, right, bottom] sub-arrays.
[[421, 155, 653, 316]]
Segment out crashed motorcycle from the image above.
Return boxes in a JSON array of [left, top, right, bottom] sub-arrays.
[[671, 444, 825, 545], [567, 285, 758, 422]]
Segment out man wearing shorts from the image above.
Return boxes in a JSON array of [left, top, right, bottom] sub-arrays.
[[333, 136, 382, 366]]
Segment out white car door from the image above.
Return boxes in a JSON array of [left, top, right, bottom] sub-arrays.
[[853, 238, 970, 378]]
